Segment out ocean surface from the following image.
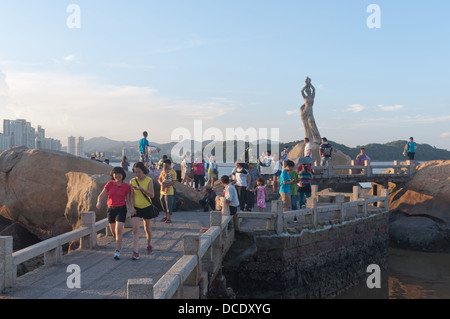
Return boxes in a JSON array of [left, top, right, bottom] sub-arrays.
[[108, 160, 450, 299]]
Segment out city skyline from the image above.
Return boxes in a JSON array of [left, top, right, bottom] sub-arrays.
[[0, 1, 449, 150], [0, 118, 62, 152]]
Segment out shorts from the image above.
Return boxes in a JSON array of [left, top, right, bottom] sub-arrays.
[[107, 205, 127, 223], [194, 174, 205, 188], [139, 152, 149, 163], [229, 206, 238, 216], [280, 193, 291, 210], [298, 184, 312, 194], [274, 170, 282, 177], [132, 205, 153, 220]]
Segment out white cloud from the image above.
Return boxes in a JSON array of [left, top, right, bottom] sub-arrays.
[[345, 104, 365, 113], [0, 68, 236, 142], [377, 104, 404, 111], [286, 109, 299, 116]]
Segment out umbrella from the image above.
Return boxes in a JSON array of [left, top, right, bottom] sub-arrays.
[[148, 145, 160, 153], [293, 156, 315, 164]]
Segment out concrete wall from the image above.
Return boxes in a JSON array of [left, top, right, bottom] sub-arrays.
[[223, 212, 389, 299]]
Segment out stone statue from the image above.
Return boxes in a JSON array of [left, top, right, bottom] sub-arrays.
[[300, 77, 321, 144]]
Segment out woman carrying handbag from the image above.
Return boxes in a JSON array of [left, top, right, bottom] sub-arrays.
[[129, 162, 157, 259]]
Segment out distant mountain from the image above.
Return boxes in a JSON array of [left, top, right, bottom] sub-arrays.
[[84, 137, 450, 162]]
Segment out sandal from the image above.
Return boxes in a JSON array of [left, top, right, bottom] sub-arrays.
[[165, 219, 172, 223], [160, 217, 168, 222]]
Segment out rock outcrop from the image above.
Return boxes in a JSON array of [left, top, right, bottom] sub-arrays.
[[388, 160, 450, 252], [288, 141, 351, 172], [0, 147, 112, 229]]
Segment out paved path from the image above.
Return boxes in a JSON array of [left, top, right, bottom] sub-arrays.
[[1, 211, 211, 299]]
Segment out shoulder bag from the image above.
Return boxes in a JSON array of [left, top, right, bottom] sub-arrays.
[[134, 178, 160, 219]]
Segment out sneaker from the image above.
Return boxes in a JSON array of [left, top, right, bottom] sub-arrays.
[[146, 245, 153, 254], [131, 251, 140, 260], [114, 250, 120, 260]]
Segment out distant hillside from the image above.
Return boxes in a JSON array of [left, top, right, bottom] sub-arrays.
[[303, 140, 450, 162], [84, 137, 450, 162]]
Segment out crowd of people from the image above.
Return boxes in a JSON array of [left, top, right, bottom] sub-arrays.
[[97, 130, 418, 260]]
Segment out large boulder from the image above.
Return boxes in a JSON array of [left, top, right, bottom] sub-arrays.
[[288, 141, 351, 172], [388, 160, 450, 223], [0, 147, 112, 229], [388, 160, 450, 252]]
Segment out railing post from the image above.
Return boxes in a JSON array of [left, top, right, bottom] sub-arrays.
[[127, 278, 154, 299], [221, 197, 229, 216], [0, 236, 14, 292], [335, 194, 345, 222], [327, 161, 333, 178], [393, 160, 399, 174], [350, 160, 355, 175], [184, 234, 201, 286], [81, 211, 97, 249], [275, 199, 284, 234], [352, 185, 360, 202], [311, 184, 318, 204], [365, 160, 372, 177], [312, 197, 318, 228], [44, 241, 63, 266], [380, 188, 389, 210], [407, 160, 416, 177]]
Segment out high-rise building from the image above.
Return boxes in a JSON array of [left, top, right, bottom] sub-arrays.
[[67, 136, 76, 155], [0, 119, 61, 152], [76, 137, 85, 157]]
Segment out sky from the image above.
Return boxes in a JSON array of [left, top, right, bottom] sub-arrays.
[[0, 0, 449, 150]]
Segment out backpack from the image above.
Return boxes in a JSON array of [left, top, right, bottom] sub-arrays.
[[320, 143, 332, 157]]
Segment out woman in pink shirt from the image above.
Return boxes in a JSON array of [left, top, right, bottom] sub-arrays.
[[96, 167, 135, 260]]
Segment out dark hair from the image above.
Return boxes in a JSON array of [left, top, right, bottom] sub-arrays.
[[133, 161, 149, 175], [143, 131, 148, 138], [285, 160, 295, 168], [304, 137, 309, 142], [162, 155, 168, 160], [163, 159, 172, 165], [221, 175, 230, 184], [322, 137, 328, 142], [110, 166, 126, 180], [257, 177, 264, 185]]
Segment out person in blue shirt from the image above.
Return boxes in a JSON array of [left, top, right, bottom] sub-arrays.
[[279, 160, 297, 212], [139, 131, 150, 168], [403, 137, 418, 160]]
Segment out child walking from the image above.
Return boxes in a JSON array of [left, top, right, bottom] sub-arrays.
[[96, 167, 135, 260], [256, 178, 269, 212]]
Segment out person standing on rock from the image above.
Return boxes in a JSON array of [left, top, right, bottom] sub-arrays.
[[130, 162, 155, 259], [403, 137, 418, 160], [96, 166, 134, 260], [139, 131, 151, 169]]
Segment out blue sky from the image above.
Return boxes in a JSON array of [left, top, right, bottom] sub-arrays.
[[0, 0, 449, 150]]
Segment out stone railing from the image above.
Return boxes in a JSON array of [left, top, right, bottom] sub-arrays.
[[127, 210, 235, 299], [0, 211, 107, 292], [312, 160, 416, 178], [230, 185, 389, 234]]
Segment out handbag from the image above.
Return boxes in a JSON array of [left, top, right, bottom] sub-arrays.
[[134, 178, 160, 219]]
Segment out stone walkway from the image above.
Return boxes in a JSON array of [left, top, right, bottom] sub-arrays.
[[1, 210, 211, 299]]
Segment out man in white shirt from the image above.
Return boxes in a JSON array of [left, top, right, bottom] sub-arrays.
[[221, 175, 239, 216], [304, 137, 312, 158]]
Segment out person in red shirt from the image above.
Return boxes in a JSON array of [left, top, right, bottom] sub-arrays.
[[96, 167, 135, 260]]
